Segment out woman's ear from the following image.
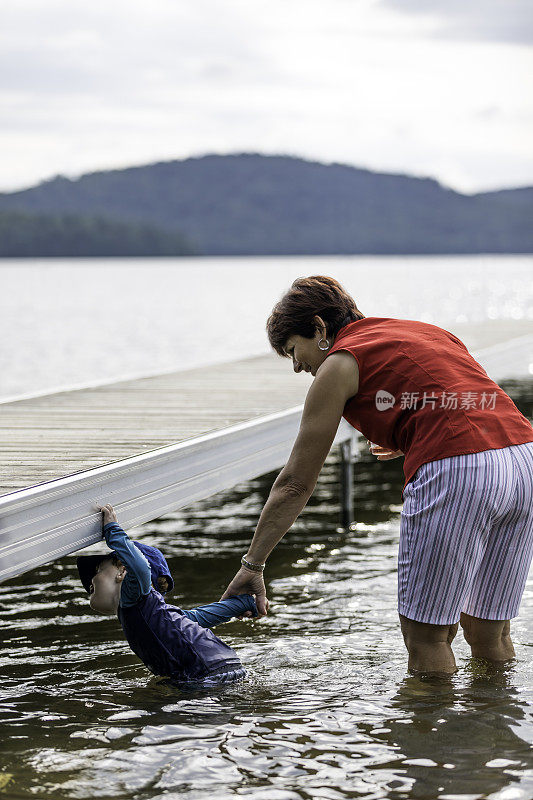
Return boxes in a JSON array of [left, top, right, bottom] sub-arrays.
[[313, 315, 327, 337], [115, 565, 127, 583]]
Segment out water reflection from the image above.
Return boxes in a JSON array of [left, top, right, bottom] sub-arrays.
[[0, 380, 532, 799], [384, 667, 532, 800]]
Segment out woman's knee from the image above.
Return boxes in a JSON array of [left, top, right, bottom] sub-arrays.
[[399, 614, 457, 649], [460, 612, 511, 646]]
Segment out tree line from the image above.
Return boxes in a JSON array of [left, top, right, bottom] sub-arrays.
[[0, 210, 195, 257]]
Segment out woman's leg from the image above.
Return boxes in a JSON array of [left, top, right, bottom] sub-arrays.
[[461, 443, 533, 644], [398, 454, 497, 641], [460, 613, 515, 662], [398, 445, 532, 674], [400, 614, 459, 675]]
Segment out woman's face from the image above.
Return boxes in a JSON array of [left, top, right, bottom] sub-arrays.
[[283, 328, 330, 377]]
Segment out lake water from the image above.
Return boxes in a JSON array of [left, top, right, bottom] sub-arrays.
[[1, 256, 533, 799], [0, 254, 531, 400], [1, 418, 533, 800]]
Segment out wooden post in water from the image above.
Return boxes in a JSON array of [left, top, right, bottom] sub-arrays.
[[339, 438, 355, 529]]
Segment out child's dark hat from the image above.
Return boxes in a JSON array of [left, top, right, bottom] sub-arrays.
[[77, 541, 174, 595]]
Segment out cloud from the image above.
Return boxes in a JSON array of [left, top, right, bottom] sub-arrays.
[[379, 0, 533, 45], [0, 0, 532, 193], [0, 0, 272, 98]]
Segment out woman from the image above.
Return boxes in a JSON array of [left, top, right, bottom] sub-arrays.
[[221, 276, 533, 676]]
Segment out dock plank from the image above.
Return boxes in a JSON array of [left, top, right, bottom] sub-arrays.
[[0, 354, 312, 496]]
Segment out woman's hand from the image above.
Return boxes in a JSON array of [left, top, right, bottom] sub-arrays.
[[368, 442, 403, 460], [220, 566, 269, 617]]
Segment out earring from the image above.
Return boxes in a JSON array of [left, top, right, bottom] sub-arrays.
[[317, 338, 330, 351]]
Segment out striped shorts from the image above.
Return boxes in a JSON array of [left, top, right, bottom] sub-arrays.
[[398, 441, 533, 625]]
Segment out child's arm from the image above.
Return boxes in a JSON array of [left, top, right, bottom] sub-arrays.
[[103, 523, 151, 590], [99, 505, 151, 604], [182, 595, 258, 628]]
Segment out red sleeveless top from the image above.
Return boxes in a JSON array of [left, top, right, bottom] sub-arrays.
[[326, 317, 533, 493]]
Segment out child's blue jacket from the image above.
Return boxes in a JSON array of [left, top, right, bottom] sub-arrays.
[[104, 522, 257, 682]]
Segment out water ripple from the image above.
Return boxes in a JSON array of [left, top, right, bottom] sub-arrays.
[[1, 394, 533, 799]]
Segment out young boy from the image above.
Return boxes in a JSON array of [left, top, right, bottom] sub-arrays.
[[77, 504, 258, 686]]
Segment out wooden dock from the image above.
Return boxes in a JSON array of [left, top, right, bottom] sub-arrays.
[[0, 354, 313, 496], [1, 321, 531, 498], [0, 354, 360, 583], [1, 322, 531, 583]]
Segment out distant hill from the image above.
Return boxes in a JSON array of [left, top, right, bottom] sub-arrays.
[[0, 153, 531, 256], [0, 210, 195, 257]]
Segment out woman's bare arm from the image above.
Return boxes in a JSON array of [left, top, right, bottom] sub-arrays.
[[220, 351, 358, 613]]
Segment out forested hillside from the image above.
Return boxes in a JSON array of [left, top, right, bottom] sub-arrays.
[[1, 154, 531, 255]]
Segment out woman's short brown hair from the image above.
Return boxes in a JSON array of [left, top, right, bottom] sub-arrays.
[[266, 275, 364, 356]]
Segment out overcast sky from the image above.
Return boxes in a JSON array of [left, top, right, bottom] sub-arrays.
[[1, 0, 532, 194]]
